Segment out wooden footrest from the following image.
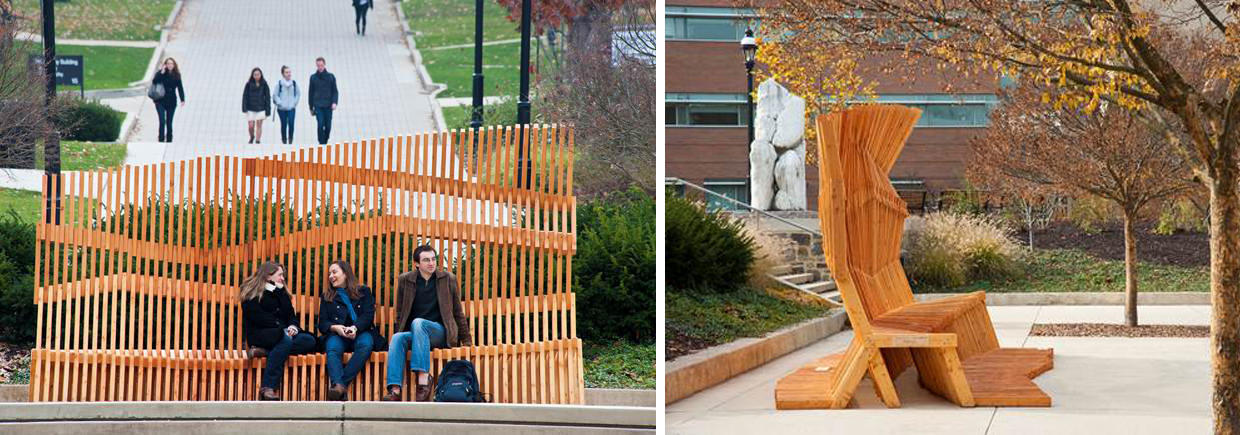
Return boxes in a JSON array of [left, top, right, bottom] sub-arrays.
[[961, 348, 1054, 407], [775, 352, 847, 410]]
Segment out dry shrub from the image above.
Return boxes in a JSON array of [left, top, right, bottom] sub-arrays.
[[905, 212, 1024, 288]]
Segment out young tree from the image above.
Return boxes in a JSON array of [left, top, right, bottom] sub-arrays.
[[0, 19, 58, 170], [493, 0, 649, 60], [754, 1, 1240, 429], [970, 86, 1193, 327]]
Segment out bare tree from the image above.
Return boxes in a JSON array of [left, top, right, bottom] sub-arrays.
[[0, 19, 59, 171]]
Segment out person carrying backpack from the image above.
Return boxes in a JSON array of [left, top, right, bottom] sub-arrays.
[[382, 245, 472, 402], [272, 66, 300, 144]]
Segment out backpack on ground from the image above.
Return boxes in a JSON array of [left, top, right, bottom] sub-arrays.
[[433, 359, 484, 403]]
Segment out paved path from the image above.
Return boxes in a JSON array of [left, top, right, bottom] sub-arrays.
[[669, 305, 1212, 435], [131, 0, 437, 160]]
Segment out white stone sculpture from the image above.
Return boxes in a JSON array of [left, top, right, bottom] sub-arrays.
[[749, 79, 807, 211]]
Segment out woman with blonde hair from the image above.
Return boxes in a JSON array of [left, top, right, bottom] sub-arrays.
[[240, 261, 316, 400]]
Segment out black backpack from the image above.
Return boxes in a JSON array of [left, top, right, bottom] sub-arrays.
[[434, 359, 484, 403]]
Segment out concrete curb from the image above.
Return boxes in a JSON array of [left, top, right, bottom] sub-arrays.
[[392, 0, 449, 133], [916, 291, 1210, 306], [584, 388, 655, 408], [0, 401, 655, 433], [0, 385, 25, 402], [665, 310, 849, 405]]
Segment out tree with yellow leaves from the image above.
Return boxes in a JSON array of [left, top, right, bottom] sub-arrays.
[[752, 1, 1240, 431]]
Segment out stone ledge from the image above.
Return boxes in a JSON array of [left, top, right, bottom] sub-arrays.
[[584, 388, 655, 407], [916, 291, 1209, 306], [0, 401, 654, 433], [666, 310, 849, 405]]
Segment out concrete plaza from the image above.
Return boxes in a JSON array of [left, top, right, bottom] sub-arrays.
[[668, 305, 1213, 435]]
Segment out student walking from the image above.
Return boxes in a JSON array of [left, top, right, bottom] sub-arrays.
[[382, 245, 472, 402], [318, 261, 383, 401], [243, 67, 272, 144], [150, 58, 185, 143], [239, 261, 317, 401], [353, 0, 374, 35], [273, 66, 300, 144], [308, 58, 338, 145]]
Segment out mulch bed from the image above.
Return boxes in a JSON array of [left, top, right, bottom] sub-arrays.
[[1030, 323, 1209, 338], [1026, 221, 1208, 267], [666, 333, 714, 362], [0, 342, 31, 383]]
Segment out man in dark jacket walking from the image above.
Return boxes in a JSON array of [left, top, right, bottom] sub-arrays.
[[308, 57, 339, 145]]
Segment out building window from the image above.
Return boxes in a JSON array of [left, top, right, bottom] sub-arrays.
[[667, 7, 757, 41], [666, 93, 750, 126], [703, 179, 749, 211]]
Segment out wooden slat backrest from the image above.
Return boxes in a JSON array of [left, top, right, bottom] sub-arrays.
[[31, 125, 578, 402]]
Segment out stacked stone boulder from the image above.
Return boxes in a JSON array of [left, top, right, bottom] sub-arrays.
[[749, 79, 807, 211]]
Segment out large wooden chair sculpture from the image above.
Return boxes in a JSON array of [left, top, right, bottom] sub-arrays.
[[30, 125, 585, 403], [774, 106, 1053, 409]]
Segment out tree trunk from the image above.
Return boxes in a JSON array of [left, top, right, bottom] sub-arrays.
[[1122, 211, 1138, 327], [1209, 159, 1240, 435], [567, 6, 613, 63]]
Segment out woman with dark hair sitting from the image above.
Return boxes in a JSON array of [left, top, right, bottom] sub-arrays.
[[318, 260, 381, 401], [240, 261, 317, 401]]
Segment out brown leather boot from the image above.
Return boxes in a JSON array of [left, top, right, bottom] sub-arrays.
[[258, 387, 280, 401], [381, 385, 402, 402], [247, 347, 267, 359], [326, 383, 348, 401], [415, 382, 433, 402]]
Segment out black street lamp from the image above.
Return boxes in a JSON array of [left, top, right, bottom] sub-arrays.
[[516, 0, 532, 188], [469, 0, 484, 129], [741, 28, 757, 147], [41, 0, 60, 224]]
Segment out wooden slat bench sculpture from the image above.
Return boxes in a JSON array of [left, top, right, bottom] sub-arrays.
[[774, 106, 1053, 409], [30, 125, 585, 403]]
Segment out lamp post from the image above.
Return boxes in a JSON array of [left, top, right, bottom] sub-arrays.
[[470, 0, 484, 129], [741, 28, 757, 147], [516, 0, 532, 188], [41, 0, 60, 224]]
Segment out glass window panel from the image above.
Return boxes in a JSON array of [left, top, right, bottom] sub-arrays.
[[685, 18, 743, 40], [687, 104, 740, 125], [704, 181, 748, 211], [910, 103, 992, 127], [666, 105, 679, 125]]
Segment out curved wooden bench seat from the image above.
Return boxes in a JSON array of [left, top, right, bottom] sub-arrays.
[[31, 126, 586, 404], [775, 106, 1053, 410]]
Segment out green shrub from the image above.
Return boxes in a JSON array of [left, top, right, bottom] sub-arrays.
[[56, 98, 123, 142], [666, 194, 756, 293], [1067, 196, 1114, 234], [1155, 197, 1207, 235], [905, 212, 1023, 288], [574, 188, 655, 344], [0, 211, 36, 343]]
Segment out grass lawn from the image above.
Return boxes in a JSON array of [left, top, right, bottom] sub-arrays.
[[914, 248, 1210, 294], [1, 141, 127, 223], [402, 0, 533, 99], [57, 45, 154, 91], [18, 42, 155, 91], [666, 287, 834, 360], [583, 341, 655, 389], [14, 0, 176, 41]]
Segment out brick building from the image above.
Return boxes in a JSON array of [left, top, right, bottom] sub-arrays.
[[665, 1, 999, 210]]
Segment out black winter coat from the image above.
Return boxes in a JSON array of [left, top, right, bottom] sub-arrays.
[[308, 70, 338, 109], [317, 286, 386, 347], [241, 286, 301, 348], [242, 80, 271, 116], [352, 0, 374, 8], [152, 70, 185, 108]]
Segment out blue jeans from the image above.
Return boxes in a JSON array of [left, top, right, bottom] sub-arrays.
[[324, 331, 376, 387], [386, 318, 445, 387], [154, 103, 176, 142], [261, 332, 316, 389], [277, 109, 295, 144], [313, 106, 333, 144]]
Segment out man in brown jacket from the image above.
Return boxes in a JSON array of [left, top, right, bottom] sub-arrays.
[[382, 245, 472, 402]]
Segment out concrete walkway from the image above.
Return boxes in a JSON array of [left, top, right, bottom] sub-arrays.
[[131, 0, 437, 157], [668, 305, 1212, 435]]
